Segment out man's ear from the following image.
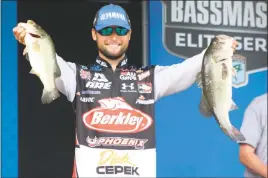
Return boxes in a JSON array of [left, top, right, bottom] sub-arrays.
[[92, 28, 97, 41], [128, 30, 132, 40]]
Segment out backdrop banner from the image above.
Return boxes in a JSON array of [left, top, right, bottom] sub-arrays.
[[149, 1, 267, 177]]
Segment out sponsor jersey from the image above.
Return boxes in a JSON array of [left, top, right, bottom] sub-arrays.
[[54, 50, 206, 178], [72, 56, 156, 177]]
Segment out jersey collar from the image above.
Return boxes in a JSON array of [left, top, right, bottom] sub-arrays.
[[95, 55, 128, 68]]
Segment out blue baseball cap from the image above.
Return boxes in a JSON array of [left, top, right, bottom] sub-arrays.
[[93, 4, 131, 31]]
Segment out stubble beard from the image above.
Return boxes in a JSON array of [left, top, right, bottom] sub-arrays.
[[98, 44, 128, 60]]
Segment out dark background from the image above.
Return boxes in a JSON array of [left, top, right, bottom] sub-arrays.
[[18, 1, 143, 177]]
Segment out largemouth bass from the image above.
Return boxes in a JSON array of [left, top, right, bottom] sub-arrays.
[[21, 20, 61, 104], [196, 34, 246, 143]]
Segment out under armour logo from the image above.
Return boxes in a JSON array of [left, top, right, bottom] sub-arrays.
[[122, 83, 135, 90]]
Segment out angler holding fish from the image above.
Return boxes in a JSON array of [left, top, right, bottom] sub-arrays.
[[13, 3, 245, 177], [196, 35, 246, 143]]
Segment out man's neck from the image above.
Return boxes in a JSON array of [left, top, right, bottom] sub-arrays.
[[99, 53, 125, 71]]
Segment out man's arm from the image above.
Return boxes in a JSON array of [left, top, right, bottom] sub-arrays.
[[54, 54, 77, 102], [154, 49, 206, 101], [239, 106, 267, 178], [239, 144, 267, 178]]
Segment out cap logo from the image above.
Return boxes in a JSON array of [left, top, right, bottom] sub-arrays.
[[100, 12, 126, 22]]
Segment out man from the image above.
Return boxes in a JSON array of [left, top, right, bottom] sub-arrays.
[[13, 3, 233, 178], [239, 93, 267, 178]]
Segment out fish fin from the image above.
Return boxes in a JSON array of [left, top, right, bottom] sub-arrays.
[[196, 72, 202, 88], [25, 53, 30, 61], [199, 94, 213, 118], [32, 41, 40, 52], [29, 69, 40, 77], [23, 47, 28, 56], [27, 20, 36, 25], [54, 63, 61, 78], [224, 125, 246, 143], [23, 47, 30, 61], [29, 69, 35, 74], [229, 99, 238, 111], [41, 88, 60, 104]]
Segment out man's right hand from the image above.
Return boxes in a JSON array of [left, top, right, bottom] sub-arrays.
[[13, 23, 27, 45], [13, 20, 38, 45]]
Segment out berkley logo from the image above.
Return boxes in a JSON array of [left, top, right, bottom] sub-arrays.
[[82, 97, 153, 133]]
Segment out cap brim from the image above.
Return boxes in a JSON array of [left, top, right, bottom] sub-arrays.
[[95, 22, 131, 31]]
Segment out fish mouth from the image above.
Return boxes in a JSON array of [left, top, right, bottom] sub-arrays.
[[29, 33, 41, 38]]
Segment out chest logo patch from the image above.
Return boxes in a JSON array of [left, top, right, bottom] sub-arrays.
[[82, 97, 153, 133]]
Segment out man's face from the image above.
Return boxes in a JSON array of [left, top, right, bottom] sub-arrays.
[[92, 26, 132, 60]]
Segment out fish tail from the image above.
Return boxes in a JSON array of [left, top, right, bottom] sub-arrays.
[[41, 88, 60, 104], [225, 125, 246, 143]]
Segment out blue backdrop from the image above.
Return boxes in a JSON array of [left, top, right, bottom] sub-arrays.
[[2, 1, 18, 178], [149, 1, 267, 177]]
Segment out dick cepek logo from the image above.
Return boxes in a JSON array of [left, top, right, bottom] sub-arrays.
[[162, 1, 267, 88]]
